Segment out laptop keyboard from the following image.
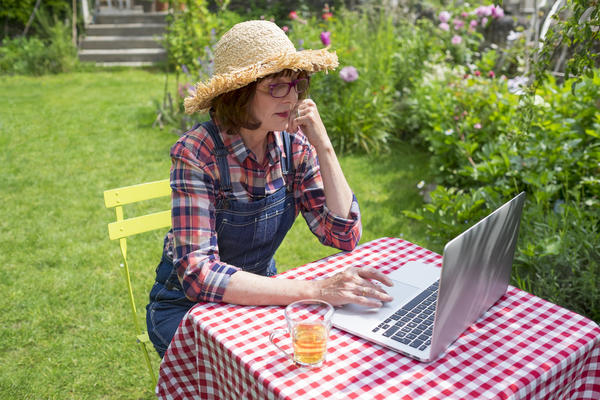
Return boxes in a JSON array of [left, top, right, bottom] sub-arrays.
[[372, 280, 439, 351]]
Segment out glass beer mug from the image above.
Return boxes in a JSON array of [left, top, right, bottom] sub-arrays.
[[269, 299, 334, 368]]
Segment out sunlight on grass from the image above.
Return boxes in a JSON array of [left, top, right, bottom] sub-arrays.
[[0, 69, 433, 399]]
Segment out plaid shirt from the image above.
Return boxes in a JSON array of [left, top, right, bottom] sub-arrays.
[[165, 123, 362, 303]]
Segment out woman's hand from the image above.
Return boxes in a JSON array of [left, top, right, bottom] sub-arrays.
[[288, 98, 354, 218], [314, 267, 394, 308], [288, 99, 330, 151]]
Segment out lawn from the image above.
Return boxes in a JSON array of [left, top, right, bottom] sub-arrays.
[[0, 69, 433, 399]]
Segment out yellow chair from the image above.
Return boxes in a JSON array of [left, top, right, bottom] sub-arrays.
[[104, 179, 171, 388]]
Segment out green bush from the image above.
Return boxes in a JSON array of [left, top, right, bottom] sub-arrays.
[[155, 0, 243, 131], [0, 36, 48, 75], [404, 70, 600, 321], [284, 5, 434, 153], [287, 7, 398, 153], [0, 0, 71, 38], [0, 9, 77, 75], [163, 0, 242, 71]]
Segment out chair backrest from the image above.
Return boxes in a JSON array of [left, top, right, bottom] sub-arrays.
[[103, 178, 171, 388]]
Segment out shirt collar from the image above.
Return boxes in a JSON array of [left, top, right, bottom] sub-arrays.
[[221, 132, 248, 164], [221, 130, 283, 166], [267, 131, 284, 166]]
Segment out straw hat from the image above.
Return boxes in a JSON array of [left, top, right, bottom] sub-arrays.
[[184, 20, 338, 114]]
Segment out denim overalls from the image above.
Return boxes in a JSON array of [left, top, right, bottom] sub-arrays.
[[146, 120, 296, 357]]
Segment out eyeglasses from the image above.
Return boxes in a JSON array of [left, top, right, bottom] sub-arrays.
[[267, 77, 310, 98]]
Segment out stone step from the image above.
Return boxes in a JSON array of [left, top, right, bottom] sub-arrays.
[[95, 11, 167, 24], [80, 35, 163, 49], [86, 23, 166, 36], [94, 61, 159, 67], [97, 5, 145, 14], [78, 48, 166, 63]]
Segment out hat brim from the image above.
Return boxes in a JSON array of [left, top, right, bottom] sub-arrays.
[[184, 48, 338, 114]]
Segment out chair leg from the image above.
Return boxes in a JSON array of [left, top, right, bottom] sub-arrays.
[[140, 341, 158, 389]]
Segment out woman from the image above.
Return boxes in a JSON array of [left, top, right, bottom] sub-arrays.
[[146, 20, 393, 358]]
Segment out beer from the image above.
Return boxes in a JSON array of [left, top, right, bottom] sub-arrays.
[[292, 323, 327, 365]]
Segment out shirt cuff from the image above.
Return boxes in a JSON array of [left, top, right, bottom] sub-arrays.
[[322, 193, 361, 230], [195, 263, 240, 303]]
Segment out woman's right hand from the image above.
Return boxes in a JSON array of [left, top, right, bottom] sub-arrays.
[[314, 267, 394, 308]]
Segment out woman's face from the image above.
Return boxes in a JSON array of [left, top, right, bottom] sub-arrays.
[[250, 71, 301, 134]]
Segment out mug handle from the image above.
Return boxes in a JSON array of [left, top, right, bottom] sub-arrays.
[[269, 329, 292, 360]]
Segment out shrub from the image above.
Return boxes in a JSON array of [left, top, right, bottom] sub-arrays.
[[286, 7, 398, 153], [155, 0, 243, 131], [0, 36, 49, 75], [404, 70, 600, 322], [0, 8, 77, 75]]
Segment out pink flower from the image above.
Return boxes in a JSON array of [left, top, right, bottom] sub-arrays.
[[320, 31, 331, 46], [453, 19, 465, 29], [461, 12, 469, 18], [474, 70, 481, 77], [178, 83, 194, 98], [482, 17, 489, 26], [289, 10, 298, 20], [322, 12, 333, 20], [282, 25, 289, 33], [439, 22, 450, 31], [488, 70, 495, 78], [475, 5, 493, 17], [474, 123, 482, 129], [470, 19, 478, 29], [339, 66, 359, 82], [491, 5, 504, 19], [439, 11, 451, 23], [451, 35, 462, 45]]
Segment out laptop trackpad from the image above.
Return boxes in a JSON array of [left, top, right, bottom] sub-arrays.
[[333, 281, 421, 327]]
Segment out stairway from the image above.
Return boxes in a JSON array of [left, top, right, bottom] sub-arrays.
[[78, 7, 167, 66]]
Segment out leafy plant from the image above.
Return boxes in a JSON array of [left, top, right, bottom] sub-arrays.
[[532, 0, 600, 86], [155, 0, 242, 132], [404, 69, 600, 322], [0, 7, 77, 75], [286, 5, 425, 153]]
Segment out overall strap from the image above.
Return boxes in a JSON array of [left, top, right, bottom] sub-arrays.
[[281, 131, 294, 184], [203, 120, 232, 195]]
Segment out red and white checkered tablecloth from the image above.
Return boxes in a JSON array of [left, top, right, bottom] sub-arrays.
[[156, 237, 600, 400]]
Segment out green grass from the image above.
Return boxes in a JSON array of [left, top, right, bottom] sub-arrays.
[[0, 69, 433, 399]]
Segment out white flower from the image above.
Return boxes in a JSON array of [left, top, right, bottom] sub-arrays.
[[534, 94, 548, 107], [417, 180, 426, 189], [507, 76, 528, 94], [507, 30, 522, 41]]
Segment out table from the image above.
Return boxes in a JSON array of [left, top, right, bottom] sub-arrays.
[[156, 237, 600, 399]]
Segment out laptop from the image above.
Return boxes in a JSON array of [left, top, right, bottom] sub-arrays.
[[332, 192, 526, 362]]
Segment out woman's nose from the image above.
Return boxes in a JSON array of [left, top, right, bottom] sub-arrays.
[[283, 86, 298, 102]]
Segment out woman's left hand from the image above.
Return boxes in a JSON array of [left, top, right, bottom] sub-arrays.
[[288, 99, 330, 151]]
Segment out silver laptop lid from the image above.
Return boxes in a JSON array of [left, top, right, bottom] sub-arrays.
[[429, 192, 526, 360]]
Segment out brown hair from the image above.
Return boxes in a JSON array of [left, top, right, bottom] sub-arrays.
[[211, 69, 309, 135]]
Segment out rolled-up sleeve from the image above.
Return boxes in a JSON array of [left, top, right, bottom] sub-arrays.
[[170, 137, 239, 303], [295, 140, 362, 251]]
